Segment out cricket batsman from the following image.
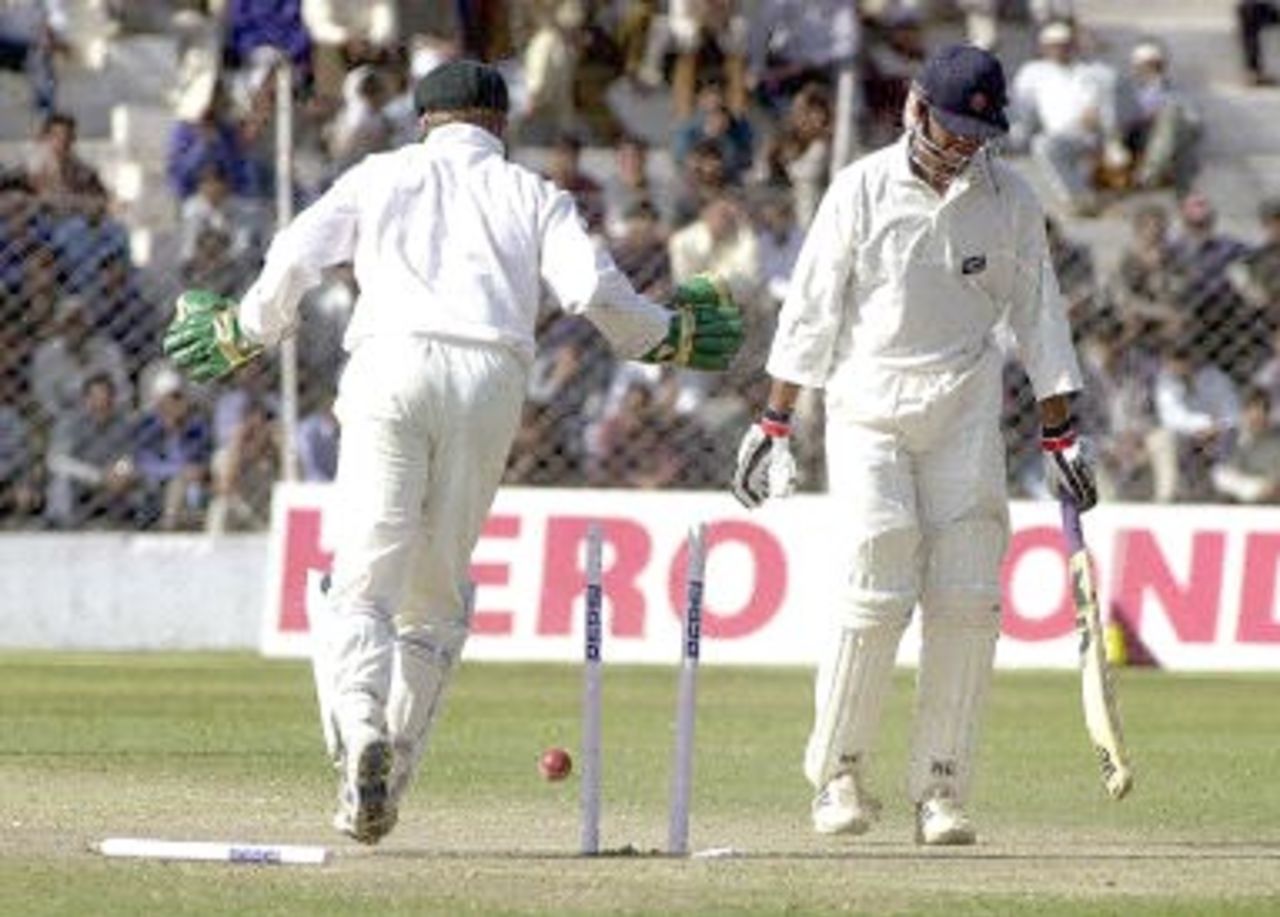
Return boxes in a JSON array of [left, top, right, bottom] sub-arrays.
[[163, 60, 743, 844], [731, 45, 1096, 844]]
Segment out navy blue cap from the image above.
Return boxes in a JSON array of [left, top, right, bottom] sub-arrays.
[[915, 44, 1009, 139], [414, 59, 509, 116]]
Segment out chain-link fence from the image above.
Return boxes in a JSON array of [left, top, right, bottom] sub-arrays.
[[4, 81, 1280, 534]]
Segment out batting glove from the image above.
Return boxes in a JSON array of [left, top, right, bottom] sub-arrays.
[[641, 275, 744, 371], [731, 409, 798, 509], [1041, 417, 1098, 511], [163, 289, 262, 383]]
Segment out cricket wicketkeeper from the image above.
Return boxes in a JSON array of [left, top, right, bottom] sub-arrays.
[[163, 59, 743, 845]]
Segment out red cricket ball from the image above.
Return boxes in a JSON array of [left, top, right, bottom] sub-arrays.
[[539, 746, 573, 781]]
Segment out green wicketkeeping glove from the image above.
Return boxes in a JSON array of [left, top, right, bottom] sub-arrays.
[[162, 289, 262, 383], [640, 275, 744, 371]]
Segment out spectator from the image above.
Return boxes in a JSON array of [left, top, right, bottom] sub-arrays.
[[454, 0, 513, 62], [1167, 191, 1262, 383], [297, 387, 339, 481], [1009, 21, 1127, 216], [1111, 202, 1184, 342], [94, 251, 158, 369], [0, 0, 65, 116], [223, 0, 313, 91], [860, 7, 925, 149], [302, 0, 397, 106], [603, 135, 669, 240], [226, 45, 284, 200], [668, 190, 760, 412], [323, 64, 392, 176], [519, 0, 584, 144], [1150, 338, 1242, 502], [669, 191, 760, 305], [44, 373, 138, 527], [167, 80, 262, 201], [1045, 214, 1099, 332], [586, 378, 684, 487], [14, 230, 58, 335], [25, 112, 105, 214], [526, 315, 614, 480], [0, 169, 47, 304], [673, 76, 754, 186], [761, 81, 831, 228], [573, 4, 626, 144], [543, 132, 605, 235], [1122, 38, 1203, 193], [669, 137, 728, 229], [505, 402, 566, 485], [49, 186, 130, 296], [1228, 196, 1280, 327], [669, 0, 749, 117], [30, 295, 131, 423], [608, 199, 673, 299], [0, 322, 42, 524], [756, 192, 802, 307], [207, 397, 280, 532], [957, 0, 1077, 52], [212, 358, 278, 456], [1236, 1, 1279, 85], [1253, 326, 1280, 422], [1076, 318, 1161, 501], [1211, 386, 1280, 502], [746, 0, 858, 116], [180, 163, 262, 297], [133, 366, 212, 530], [615, 0, 657, 89]]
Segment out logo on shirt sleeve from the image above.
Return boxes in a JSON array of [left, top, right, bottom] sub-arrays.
[[961, 254, 988, 275]]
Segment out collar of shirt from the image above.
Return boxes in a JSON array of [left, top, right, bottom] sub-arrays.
[[422, 122, 505, 157], [888, 133, 995, 200]]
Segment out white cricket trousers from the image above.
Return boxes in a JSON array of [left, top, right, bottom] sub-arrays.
[[324, 335, 526, 747], [805, 347, 1009, 805]]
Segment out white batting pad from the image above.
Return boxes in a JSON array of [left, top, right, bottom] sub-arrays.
[[804, 621, 908, 788], [908, 606, 999, 805]]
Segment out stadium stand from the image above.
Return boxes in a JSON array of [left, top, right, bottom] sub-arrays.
[[1, 0, 1278, 532]]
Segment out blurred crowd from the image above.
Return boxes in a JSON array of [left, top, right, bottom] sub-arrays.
[[1, 0, 1279, 535]]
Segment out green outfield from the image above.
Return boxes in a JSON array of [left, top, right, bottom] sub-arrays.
[[0, 654, 1277, 916]]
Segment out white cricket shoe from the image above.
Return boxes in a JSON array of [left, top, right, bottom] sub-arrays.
[[811, 771, 882, 836], [915, 790, 976, 846], [333, 733, 397, 845]]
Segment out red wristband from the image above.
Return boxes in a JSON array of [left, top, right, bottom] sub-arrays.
[[760, 407, 791, 438], [1040, 418, 1077, 453]]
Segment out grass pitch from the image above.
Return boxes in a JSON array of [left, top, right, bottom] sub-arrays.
[[1, 654, 1278, 915]]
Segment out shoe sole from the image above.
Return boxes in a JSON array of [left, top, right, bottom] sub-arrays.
[[813, 815, 873, 836], [914, 824, 977, 846], [350, 740, 395, 845]]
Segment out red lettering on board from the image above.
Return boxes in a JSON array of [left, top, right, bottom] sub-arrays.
[[538, 517, 651, 637], [1238, 532, 1280, 643], [470, 515, 520, 635], [1113, 530, 1224, 643], [279, 507, 333, 633], [1000, 526, 1074, 641], [669, 521, 786, 638]]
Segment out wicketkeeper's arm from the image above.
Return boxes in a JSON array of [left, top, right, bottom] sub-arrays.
[[237, 167, 362, 346]]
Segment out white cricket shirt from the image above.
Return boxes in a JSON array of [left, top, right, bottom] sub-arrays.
[[767, 135, 1082, 404], [238, 123, 671, 363]]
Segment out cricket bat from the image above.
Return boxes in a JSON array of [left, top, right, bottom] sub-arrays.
[[1060, 499, 1134, 800]]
